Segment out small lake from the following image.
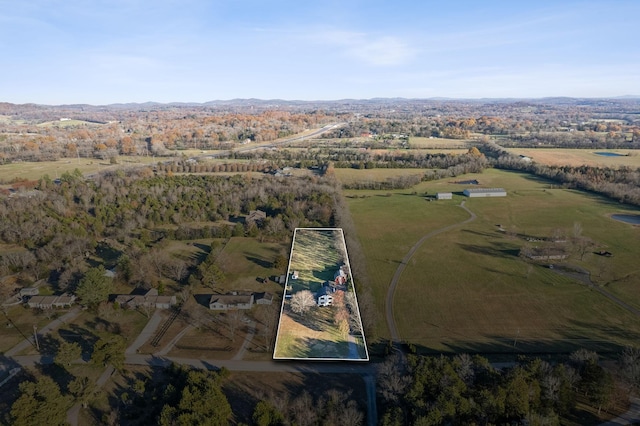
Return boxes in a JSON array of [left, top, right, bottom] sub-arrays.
[[611, 214, 640, 225], [594, 152, 625, 157]]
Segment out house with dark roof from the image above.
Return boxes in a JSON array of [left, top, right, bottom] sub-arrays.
[[114, 288, 177, 310], [317, 284, 334, 307], [209, 293, 254, 310]]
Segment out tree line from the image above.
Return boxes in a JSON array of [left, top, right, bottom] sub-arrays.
[[378, 347, 640, 426]]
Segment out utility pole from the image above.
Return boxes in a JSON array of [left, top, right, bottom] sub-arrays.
[[33, 325, 40, 351]]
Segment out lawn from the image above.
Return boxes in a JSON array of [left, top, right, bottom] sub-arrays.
[[273, 228, 368, 360], [346, 168, 640, 354], [215, 237, 289, 294]]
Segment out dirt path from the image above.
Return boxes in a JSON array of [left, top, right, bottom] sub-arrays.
[[385, 202, 476, 343], [552, 265, 640, 318]]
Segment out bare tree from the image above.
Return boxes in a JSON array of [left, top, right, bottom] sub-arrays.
[[224, 310, 245, 342], [290, 290, 315, 315], [377, 353, 410, 403]]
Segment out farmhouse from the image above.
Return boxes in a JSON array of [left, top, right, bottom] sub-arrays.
[[209, 293, 254, 310], [436, 192, 453, 200], [114, 288, 177, 310], [316, 285, 334, 307], [27, 293, 76, 309], [463, 188, 507, 197]]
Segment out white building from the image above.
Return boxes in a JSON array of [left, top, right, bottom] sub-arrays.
[[463, 188, 507, 198], [436, 192, 452, 200]]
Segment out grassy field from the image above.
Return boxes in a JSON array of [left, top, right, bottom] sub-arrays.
[[409, 136, 475, 149], [334, 167, 428, 186], [216, 237, 288, 293], [0, 156, 164, 182], [273, 228, 368, 360], [346, 168, 640, 354], [505, 148, 640, 167]]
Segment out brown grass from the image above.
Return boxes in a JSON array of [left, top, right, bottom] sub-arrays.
[[506, 148, 640, 167]]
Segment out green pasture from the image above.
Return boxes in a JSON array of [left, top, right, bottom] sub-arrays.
[[333, 168, 428, 186], [346, 168, 640, 354]]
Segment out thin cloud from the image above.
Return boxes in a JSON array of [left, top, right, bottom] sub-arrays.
[[312, 30, 417, 66]]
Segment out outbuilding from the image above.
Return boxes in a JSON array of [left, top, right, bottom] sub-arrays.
[[463, 188, 507, 197], [436, 192, 453, 200]]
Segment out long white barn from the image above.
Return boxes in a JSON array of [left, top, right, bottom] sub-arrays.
[[463, 188, 507, 197]]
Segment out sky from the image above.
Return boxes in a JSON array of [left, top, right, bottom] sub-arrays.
[[1, 0, 638, 104]]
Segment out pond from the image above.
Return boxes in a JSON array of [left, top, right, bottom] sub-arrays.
[[594, 152, 625, 157], [611, 214, 640, 225]]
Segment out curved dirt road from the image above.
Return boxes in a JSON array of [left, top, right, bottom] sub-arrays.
[[385, 202, 476, 343]]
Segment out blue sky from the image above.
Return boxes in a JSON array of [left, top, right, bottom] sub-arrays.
[[1, 0, 638, 104]]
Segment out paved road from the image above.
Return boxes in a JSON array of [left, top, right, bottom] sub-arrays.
[[4, 307, 82, 356], [385, 202, 477, 342], [154, 324, 193, 356], [125, 310, 164, 355], [203, 122, 345, 158], [232, 321, 255, 361]]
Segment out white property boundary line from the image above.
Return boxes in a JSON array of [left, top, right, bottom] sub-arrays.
[[273, 228, 369, 361]]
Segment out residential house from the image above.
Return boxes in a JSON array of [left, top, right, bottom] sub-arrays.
[[209, 293, 254, 310], [114, 288, 177, 310], [27, 293, 76, 309], [317, 285, 334, 307]]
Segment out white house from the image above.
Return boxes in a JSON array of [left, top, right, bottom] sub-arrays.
[[436, 192, 453, 200], [463, 188, 507, 198], [317, 286, 333, 307]]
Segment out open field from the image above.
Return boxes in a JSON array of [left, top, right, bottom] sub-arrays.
[[346, 168, 640, 354], [0, 156, 163, 182], [273, 228, 368, 360], [409, 136, 475, 149], [505, 148, 640, 167], [334, 167, 427, 186], [216, 237, 288, 293]]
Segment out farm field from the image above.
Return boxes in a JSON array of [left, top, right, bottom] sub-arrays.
[[346, 168, 640, 354], [505, 147, 640, 167], [273, 228, 368, 360], [409, 136, 475, 149], [0, 156, 163, 182], [334, 167, 428, 186]]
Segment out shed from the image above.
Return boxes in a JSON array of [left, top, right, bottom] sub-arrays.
[[463, 188, 507, 198], [436, 192, 453, 200]]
